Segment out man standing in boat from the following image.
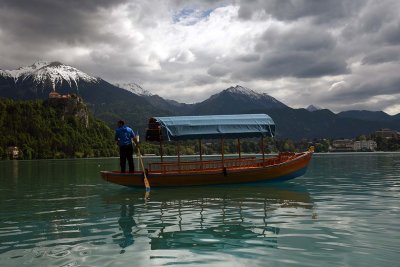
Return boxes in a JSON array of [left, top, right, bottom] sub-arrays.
[[115, 120, 138, 173]]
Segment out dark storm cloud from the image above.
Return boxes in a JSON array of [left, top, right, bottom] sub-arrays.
[[258, 26, 336, 52], [362, 47, 400, 65], [235, 54, 260, 63], [234, 51, 348, 80], [207, 65, 230, 77], [170, 0, 228, 9], [192, 74, 217, 86], [234, 0, 400, 113], [380, 22, 400, 45], [238, 0, 361, 24], [0, 0, 128, 44], [233, 23, 348, 79], [1, 0, 400, 113], [329, 73, 400, 102], [0, 0, 135, 69]]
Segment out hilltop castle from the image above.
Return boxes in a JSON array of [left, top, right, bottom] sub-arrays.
[[48, 91, 89, 128], [48, 91, 82, 102]]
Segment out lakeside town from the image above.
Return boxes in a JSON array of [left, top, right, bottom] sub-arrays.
[[303, 128, 399, 153]]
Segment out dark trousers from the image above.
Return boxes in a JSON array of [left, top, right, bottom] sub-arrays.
[[119, 144, 134, 173]]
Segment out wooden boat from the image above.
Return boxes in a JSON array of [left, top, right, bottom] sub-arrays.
[[101, 114, 313, 188]]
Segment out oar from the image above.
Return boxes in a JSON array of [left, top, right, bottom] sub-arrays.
[[137, 147, 150, 192]]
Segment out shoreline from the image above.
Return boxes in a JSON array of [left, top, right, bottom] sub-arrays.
[[2, 151, 400, 162]]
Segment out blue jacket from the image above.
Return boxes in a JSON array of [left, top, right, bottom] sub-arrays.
[[115, 126, 136, 146]]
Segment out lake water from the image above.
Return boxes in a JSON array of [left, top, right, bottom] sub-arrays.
[[0, 153, 399, 267]]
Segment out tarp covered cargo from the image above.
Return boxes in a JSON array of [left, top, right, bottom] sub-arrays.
[[145, 114, 275, 141]]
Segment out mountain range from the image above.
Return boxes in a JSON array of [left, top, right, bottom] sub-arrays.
[[1, 61, 399, 139]]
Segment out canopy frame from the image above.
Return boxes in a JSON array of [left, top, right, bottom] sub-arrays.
[[145, 114, 275, 166]]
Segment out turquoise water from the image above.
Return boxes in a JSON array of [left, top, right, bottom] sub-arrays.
[[0, 153, 399, 266]]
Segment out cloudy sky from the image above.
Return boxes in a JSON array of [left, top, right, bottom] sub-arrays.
[[1, 0, 400, 114]]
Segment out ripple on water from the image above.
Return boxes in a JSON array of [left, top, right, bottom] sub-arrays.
[[1, 154, 400, 266]]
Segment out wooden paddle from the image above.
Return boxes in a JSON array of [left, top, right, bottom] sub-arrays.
[[137, 146, 150, 192]]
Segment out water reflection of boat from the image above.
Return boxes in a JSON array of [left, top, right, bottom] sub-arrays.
[[105, 184, 313, 207], [116, 205, 136, 253], [107, 185, 313, 251], [151, 224, 280, 250]]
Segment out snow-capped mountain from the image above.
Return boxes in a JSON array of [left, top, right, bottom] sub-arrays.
[[114, 82, 195, 114], [2, 62, 400, 140], [306, 105, 323, 112], [190, 85, 288, 115], [224, 85, 269, 99], [224, 85, 286, 106], [0, 61, 170, 133], [0, 69, 11, 78], [3, 61, 98, 90], [115, 82, 152, 96]]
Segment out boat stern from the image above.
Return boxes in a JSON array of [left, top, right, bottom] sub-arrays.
[[100, 170, 110, 181]]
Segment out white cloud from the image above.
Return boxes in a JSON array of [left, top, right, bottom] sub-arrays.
[[384, 104, 400, 115], [1, 0, 400, 114], [329, 81, 346, 92]]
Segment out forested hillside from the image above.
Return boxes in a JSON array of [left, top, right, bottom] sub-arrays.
[[0, 98, 118, 159]]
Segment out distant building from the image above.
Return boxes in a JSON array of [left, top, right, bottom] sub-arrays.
[[354, 140, 377, 151], [7, 146, 19, 159], [331, 139, 354, 152], [48, 91, 81, 102], [375, 128, 399, 139], [49, 91, 61, 98]]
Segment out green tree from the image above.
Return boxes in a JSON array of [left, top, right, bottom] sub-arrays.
[[0, 98, 117, 159]]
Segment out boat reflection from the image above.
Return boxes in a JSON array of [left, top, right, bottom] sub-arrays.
[[106, 184, 314, 252], [117, 204, 136, 253]]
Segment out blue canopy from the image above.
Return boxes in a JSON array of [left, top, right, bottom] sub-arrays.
[[146, 114, 275, 141]]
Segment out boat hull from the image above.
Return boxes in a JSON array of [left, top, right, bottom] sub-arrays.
[[101, 151, 313, 188]]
